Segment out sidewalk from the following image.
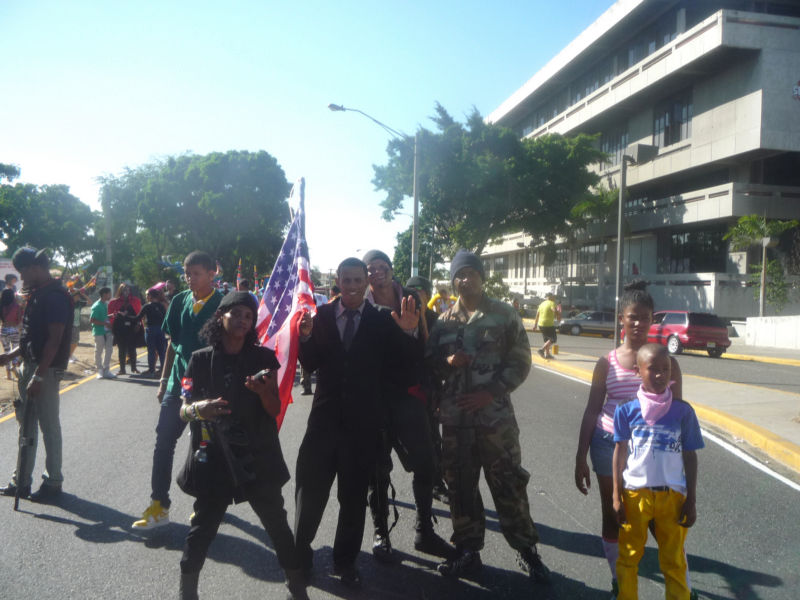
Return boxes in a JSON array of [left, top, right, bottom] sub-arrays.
[[530, 340, 800, 475]]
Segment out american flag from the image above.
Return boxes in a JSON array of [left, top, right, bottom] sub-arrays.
[[256, 178, 316, 429]]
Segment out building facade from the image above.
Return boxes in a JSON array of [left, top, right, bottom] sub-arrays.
[[484, 0, 800, 319]]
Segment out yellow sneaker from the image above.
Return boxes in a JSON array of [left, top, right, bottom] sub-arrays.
[[132, 500, 169, 529]]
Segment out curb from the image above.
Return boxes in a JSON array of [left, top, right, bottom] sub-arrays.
[[531, 351, 800, 474]]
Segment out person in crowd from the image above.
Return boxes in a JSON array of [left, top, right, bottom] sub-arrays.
[[132, 251, 222, 530], [165, 277, 180, 303], [0, 248, 72, 502], [613, 343, 702, 600], [1, 287, 22, 381], [362, 250, 452, 564], [134, 287, 169, 377], [293, 257, 418, 588], [67, 276, 89, 363], [236, 278, 260, 306], [428, 285, 457, 314], [532, 292, 558, 359], [574, 280, 683, 598], [4, 273, 18, 293], [89, 287, 114, 379], [108, 283, 142, 375], [176, 291, 308, 600], [300, 291, 329, 396], [426, 249, 551, 584], [405, 274, 448, 504]]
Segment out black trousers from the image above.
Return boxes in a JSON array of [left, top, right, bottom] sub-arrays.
[[294, 424, 375, 568], [115, 332, 137, 370], [181, 488, 299, 574], [368, 392, 436, 532]]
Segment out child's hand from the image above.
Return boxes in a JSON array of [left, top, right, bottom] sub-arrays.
[[678, 498, 696, 528], [613, 495, 627, 526], [574, 459, 591, 495]]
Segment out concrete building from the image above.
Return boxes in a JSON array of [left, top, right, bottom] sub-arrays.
[[484, 0, 800, 319]]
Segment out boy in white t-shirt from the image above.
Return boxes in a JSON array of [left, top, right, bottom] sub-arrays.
[[612, 343, 704, 600]]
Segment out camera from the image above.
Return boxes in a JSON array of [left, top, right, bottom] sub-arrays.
[[252, 369, 274, 382]]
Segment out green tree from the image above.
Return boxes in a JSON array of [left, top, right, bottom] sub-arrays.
[[391, 223, 446, 283], [97, 150, 292, 283], [724, 215, 799, 313], [373, 104, 604, 256], [483, 272, 510, 301], [0, 181, 98, 267], [0, 163, 20, 182]]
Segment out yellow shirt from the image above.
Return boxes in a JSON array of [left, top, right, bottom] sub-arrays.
[[536, 299, 557, 327]]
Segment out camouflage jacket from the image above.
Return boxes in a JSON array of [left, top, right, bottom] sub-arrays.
[[426, 293, 531, 427]]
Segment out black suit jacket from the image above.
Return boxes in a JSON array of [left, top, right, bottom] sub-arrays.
[[298, 299, 415, 450]]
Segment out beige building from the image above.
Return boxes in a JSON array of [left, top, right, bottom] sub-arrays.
[[484, 0, 800, 319]]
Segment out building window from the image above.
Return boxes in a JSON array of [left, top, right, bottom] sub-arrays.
[[544, 248, 569, 281], [653, 90, 692, 148], [493, 255, 508, 276], [601, 127, 629, 169], [576, 243, 603, 280], [657, 229, 725, 274]]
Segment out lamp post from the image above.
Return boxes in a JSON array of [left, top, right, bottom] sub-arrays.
[[328, 103, 421, 276], [613, 144, 658, 347]]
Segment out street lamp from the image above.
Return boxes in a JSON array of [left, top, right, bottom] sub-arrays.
[[328, 103, 421, 276], [613, 143, 658, 347]]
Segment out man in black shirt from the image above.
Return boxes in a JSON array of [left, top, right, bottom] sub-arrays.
[[0, 247, 72, 502]]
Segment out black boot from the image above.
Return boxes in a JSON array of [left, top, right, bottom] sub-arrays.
[[179, 572, 199, 600], [368, 479, 395, 563], [412, 481, 455, 558], [284, 568, 310, 600]]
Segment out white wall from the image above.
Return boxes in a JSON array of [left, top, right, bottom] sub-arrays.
[[745, 316, 800, 349]]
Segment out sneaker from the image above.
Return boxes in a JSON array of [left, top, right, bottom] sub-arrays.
[[96, 373, 104, 380], [517, 547, 551, 584], [104, 371, 116, 379], [537, 348, 545, 358], [372, 532, 395, 563], [132, 500, 169, 529], [0, 482, 30, 498], [437, 549, 482, 577]]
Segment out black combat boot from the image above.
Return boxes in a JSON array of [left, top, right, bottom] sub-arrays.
[[368, 480, 394, 563], [412, 480, 455, 558]]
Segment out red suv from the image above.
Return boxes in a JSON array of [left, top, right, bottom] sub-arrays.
[[648, 311, 731, 357]]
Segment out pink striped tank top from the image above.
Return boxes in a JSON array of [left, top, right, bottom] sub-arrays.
[[596, 349, 641, 433]]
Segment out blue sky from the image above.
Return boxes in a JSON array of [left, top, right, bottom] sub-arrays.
[[1, 0, 612, 272]]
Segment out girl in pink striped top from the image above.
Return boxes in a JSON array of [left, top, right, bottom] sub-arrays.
[[573, 281, 682, 596]]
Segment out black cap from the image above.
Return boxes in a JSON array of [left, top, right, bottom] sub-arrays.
[[362, 249, 392, 270], [12, 247, 49, 271], [218, 290, 259, 317], [449, 249, 485, 283], [405, 276, 432, 298]]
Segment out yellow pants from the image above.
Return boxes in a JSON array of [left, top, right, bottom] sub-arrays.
[[617, 488, 690, 600]]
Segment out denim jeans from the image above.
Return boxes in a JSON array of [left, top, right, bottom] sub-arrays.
[[145, 326, 167, 372], [151, 391, 187, 508], [13, 362, 64, 488]]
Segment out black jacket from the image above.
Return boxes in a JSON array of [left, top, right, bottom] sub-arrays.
[[178, 343, 289, 503], [298, 299, 416, 452]]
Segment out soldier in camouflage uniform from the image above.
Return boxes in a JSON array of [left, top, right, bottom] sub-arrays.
[[426, 249, 551, 583]]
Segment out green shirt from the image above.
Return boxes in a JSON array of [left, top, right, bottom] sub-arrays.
[[163, 289, 222, 394], [90, 300, 109, 336]]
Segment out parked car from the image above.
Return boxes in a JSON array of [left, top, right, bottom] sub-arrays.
[[648, 310, 731, 357], [559, 311, 616, 337]]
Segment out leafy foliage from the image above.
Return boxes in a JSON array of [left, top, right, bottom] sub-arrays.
[[483, 271, 510, 301], [723, 215, 798, 250], [97, 150, 291, 281], [0, 180, 97, 267], [391, 223, 447, 283], [749, 259, 791, 313], [373, 103, 604, 258]]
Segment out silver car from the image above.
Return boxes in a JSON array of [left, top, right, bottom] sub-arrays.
[[559, 311, 616, 337]]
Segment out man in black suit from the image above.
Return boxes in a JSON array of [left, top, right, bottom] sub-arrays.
[[293, 257, 419, 587]]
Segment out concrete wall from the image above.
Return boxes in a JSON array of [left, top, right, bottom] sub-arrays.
[[746, 316, 800, 349]]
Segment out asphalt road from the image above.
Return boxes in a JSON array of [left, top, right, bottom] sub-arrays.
[[535, 332, 800, 395], [0, 365, 798, 599]]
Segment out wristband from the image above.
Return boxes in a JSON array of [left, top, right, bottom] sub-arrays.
[[160, 377, 169, 384], [32, 374, 44, 383]]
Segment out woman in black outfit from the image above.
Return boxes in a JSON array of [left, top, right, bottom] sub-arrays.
[[176, 291, 308, 600]]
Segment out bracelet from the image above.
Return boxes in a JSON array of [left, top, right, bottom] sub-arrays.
[[32, 374, 44, 383], [160, 377, 169, 384]]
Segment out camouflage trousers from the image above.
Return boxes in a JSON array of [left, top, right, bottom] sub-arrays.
[[441, 420, 538, 552]]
